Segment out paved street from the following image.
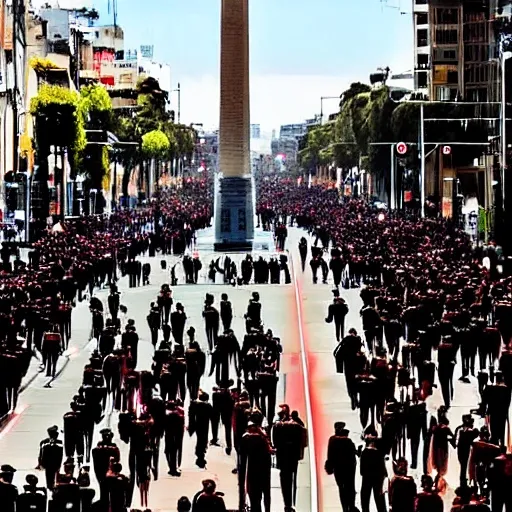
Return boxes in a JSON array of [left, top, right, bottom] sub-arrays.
[[284, 227, 482, 512], [2, 224, 486, 512], [0, 249, 312, 512]]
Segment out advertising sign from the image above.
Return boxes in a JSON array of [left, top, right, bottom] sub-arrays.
[[140, 45, 154, 59]]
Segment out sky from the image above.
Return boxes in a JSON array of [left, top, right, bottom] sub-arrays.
[[34, 0, 414, 133]]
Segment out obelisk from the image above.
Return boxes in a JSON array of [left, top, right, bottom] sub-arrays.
[[214, 0, 254, 250]]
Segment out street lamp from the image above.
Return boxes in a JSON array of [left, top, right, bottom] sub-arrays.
[[172, 83, 181, 123], [320, 96, 339, 124]]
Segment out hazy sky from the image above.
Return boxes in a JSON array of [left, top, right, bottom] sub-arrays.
[[38, 0, 414, 132]]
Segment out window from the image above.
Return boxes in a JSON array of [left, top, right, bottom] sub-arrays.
[[465, 44, 489, 62], [447, 70, 458, 83], [417, 12, 428, 25], [415, 0, 427, 4], [417, 72, 427, 88], [436, 86, 457, 101], [238, 209, 246, 231], [463, 22, 487, 43], [465, 63, 489, 83], [417, 53, 429, 69], [435, 29, 458, 45], [417, 28, 428, 47], [444, 50, 456, 60], [436, 8, 458, 24], [467, 88, 488, 102], [221, 209, 231, 232]]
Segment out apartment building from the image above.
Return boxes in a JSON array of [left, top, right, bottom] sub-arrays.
[[412, 0, 501, 102]]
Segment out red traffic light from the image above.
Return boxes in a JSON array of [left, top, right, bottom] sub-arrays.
[[396, 142, 408, 155]]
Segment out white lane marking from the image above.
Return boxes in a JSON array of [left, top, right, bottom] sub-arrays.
[[290, 250, 319, 512]]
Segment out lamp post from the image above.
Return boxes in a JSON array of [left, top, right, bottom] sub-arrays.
[[172, 83, 181, 123], [320, 96, 339, 124]]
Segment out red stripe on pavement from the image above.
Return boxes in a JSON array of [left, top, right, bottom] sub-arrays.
[[294, 276, 326, 512], [0, 404, 29, 441]]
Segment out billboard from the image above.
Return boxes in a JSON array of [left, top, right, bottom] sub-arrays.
[[140, 45, 154, 59], [93, 49, 114, 75]]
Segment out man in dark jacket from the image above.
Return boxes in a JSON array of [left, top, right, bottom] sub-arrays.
[[324, 422, 356, 512], [325, 290, 349, 342]]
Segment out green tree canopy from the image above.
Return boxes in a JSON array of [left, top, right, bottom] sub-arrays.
[[142, 129, 171, 158]]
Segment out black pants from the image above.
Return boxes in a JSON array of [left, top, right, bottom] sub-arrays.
[[150, 327, 158, 347], [279, 460, 299, 508], [195, 430, 208, 462], [172, 329, 184, 345], [187, 375, 200, 401], [221, 316, 232, 331], [64, 429, 85, 460], [43, 350, 59, 377], [360, 476, 386, 512], [205, 326, 217, 352], [492, 489, 512, 512], [211, 410, 232, 450], [438, 366, 454, 408], [334, 470, 356, 512], [334, 320, 344, 342], [458, 448, 470, 486], [489, 413, 507, 446], [165, 432, 183, 472], [246, 480, 271, 512], [45, 467, 58, 490]]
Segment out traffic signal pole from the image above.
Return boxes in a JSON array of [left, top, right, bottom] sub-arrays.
[[390, 144, 395, 210], [420, 103, 425, 218]]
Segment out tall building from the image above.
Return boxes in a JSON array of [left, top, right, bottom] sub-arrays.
[[412, 0, 502, 102], [250, 123, 260, 139], [279, 123, 308, 139]]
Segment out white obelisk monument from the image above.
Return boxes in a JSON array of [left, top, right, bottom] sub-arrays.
[[214, 0, 254, 250]]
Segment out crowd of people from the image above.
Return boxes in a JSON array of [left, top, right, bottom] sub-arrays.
[[3, 171, 512, 512], [257, 176, 512, 512], [0, 181, 216, 511], [0, 177, 312, 512], [29, 283, 302, 512]]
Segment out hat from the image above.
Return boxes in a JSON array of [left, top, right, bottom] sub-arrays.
[[47, 425, 59, 434], [334, 422, 346, 430], [100, 428, 112, 436], [1, 465, 16, 473]]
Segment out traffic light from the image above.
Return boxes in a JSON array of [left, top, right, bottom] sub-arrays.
[[170, 110, 175, 122]]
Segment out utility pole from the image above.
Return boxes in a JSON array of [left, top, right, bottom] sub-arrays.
[[12, 0, 18, 176], [390, 145, 395, 210], [420, 102, 425, 218], [177, 82, 181, 123], [320, 96, 339, 124], [500, 45, 512, 211]]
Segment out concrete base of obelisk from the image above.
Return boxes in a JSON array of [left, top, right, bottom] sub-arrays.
[[214, 176, 255, 251]]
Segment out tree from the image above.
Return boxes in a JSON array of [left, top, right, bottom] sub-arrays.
[[142, 129, 170, 158], [30, 84, 86, 220]]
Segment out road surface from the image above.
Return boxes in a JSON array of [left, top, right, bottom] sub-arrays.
[[0, 248, 312, 512]]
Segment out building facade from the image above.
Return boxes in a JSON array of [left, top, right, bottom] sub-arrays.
[[412, 0, 502, 102], [250, 123, 260, 139]]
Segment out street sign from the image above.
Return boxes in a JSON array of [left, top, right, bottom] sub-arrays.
[[396, 142, 408, 155], [442, 145, 452, 155]]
